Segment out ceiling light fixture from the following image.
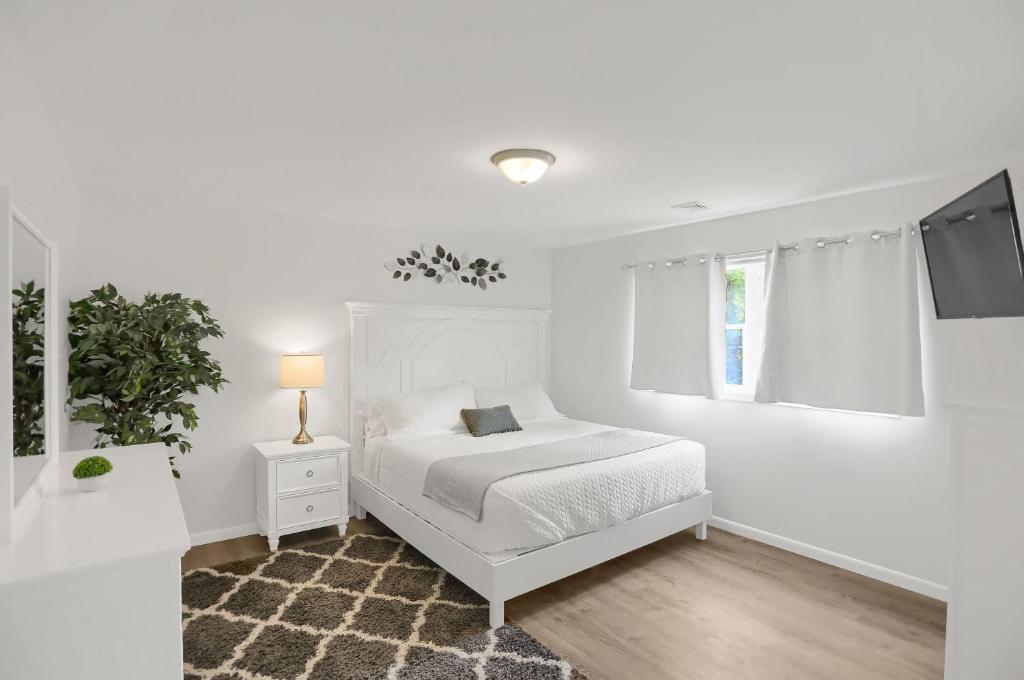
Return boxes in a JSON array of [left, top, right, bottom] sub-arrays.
[[490, 149, 556, 184]]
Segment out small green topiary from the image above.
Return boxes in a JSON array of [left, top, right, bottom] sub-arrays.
[[73, 455, 113, 479]]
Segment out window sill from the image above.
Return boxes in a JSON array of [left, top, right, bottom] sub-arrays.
[[719, 391, 900, 418], [776, 401, 901, 419]]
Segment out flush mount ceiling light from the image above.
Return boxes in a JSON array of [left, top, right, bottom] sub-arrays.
[[490, 149, 556, 184]]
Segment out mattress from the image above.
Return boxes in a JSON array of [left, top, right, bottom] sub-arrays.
[[360, 418, 705, 560]]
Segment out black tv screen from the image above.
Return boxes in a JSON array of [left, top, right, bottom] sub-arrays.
[[920, 170, 1024, 319]]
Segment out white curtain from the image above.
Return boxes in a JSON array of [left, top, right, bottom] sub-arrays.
[[754, 226, 924, 415], [631, 255, 725, 397]]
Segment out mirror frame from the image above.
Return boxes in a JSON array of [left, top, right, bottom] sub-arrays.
[[0, 193, 59, 543]]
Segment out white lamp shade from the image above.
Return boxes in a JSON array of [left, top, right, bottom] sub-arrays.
[[490, 149, 555, 184], [279, 354, 325, 389]]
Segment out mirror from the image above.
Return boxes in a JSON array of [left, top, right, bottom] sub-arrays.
[[12, 214, 49, 505]]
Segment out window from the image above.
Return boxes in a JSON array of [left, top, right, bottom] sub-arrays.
[[724, 256, 766, 398]]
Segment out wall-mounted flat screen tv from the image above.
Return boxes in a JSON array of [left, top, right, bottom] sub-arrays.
[[920, 170, 1024, 319]]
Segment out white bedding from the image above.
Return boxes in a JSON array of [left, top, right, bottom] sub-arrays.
[[361, 418, 706, 560]]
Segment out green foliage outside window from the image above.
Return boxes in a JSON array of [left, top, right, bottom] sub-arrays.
[[726, 268, 746, 324], [66, 284, 227, 478], [725, 269, 747, 385]]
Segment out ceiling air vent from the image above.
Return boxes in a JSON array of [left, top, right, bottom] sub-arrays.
[[671, 200, 710, 211]]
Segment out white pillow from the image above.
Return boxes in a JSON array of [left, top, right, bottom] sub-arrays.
[[371, 382, 476, 439], [474, 382, 563, 423], [355, 406, 388, 438]]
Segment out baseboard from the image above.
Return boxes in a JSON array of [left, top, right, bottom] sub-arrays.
[[189, 518, 947, 600], [190, 522, 259, 547], [708, 516, 948, 602]]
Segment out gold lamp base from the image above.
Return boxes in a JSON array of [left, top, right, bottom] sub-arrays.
[[292, 389, 314, 445]]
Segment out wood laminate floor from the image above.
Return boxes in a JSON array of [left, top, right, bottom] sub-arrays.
[[183, 518, 945, 680]]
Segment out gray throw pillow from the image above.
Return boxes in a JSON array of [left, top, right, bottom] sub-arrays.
[[460, 405, 523, 437]]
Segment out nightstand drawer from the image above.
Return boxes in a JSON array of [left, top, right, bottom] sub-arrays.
[[277, 489, 341, 529], [277, 455, 340, 494]]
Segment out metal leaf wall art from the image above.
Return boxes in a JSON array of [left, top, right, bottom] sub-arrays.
[[385, 244, 507, 290]]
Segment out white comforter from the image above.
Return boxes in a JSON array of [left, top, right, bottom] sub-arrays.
[[362, 418, 705, 560]]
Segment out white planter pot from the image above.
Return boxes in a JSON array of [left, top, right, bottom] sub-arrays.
[[76, 474, 110, 492]]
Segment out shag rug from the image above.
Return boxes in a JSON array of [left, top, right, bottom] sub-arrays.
[[181, 533, 585, 680]]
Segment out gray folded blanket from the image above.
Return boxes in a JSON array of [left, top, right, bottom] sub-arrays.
[[422, 428, 680, 521]]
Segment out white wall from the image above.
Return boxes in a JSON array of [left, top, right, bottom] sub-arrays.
[[69, 189, 551, 538], [0, 14, 80, 485], [945, 406, 1024, 679], [551, 162, 1024, 589], [0, 15, 78, 244]]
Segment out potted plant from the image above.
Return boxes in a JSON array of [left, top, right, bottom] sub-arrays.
[[66, 284, 227, 477], [73, 455, 113, 492]]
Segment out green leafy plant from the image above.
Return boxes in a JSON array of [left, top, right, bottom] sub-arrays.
[[67, 284, 227, 477], [12, 280, 46, 457], [72, 455, 113, 479]]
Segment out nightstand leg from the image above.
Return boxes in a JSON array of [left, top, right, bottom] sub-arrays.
[[268, 535, 280, 551], [354, 503, 366, 520]]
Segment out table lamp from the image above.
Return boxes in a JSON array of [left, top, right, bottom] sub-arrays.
[[279, 353, 325, 444]]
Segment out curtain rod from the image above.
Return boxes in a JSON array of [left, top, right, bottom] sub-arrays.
[[620, 225, 917, 270]]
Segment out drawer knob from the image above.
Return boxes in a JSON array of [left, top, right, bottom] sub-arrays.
[[306, 470, 314, 478], [306, 505, 314, 513]]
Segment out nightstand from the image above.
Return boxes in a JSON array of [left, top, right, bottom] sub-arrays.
[[253, 435, 350, 550]]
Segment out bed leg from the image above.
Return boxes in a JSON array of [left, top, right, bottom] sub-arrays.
[[354, 503, 367, 521], [695, 521, 708, 541], [489, 599, 505, 629]]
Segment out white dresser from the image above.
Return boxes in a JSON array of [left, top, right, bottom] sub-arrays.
[[254, 435, 350, 550], [0, 444, 191, 680]]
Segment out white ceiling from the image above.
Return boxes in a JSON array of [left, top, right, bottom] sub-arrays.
[[5, 1, 1023, 246]]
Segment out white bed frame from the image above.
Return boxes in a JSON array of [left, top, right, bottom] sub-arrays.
[[346, 301, 711, 628]]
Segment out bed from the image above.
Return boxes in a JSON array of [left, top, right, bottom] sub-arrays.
[[347, 302, 712, 628]]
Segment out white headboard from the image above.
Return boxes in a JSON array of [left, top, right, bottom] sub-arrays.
[[346, 302, 550, 475]]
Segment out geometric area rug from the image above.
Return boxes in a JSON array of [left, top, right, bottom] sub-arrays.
[[182, 533, 587, 679]]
